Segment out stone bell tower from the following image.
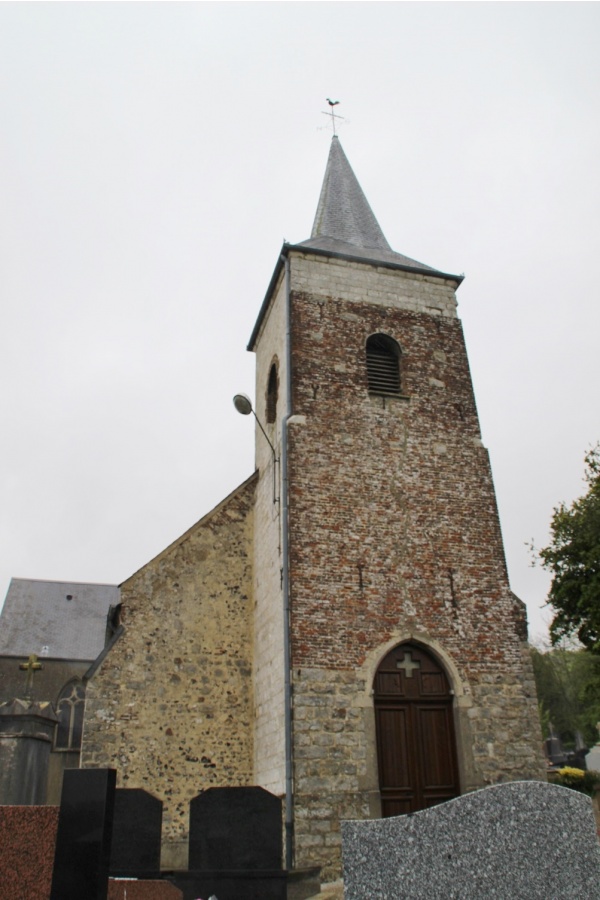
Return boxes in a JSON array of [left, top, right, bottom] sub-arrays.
[[248, 136, 545, 880]]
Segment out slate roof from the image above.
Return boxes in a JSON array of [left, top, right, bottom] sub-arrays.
[[309, 135, 392, 252], [0, 578, 119, 660], [296, 135, 452, 275]]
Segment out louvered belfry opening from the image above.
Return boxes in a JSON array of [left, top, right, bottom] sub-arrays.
[[366, 333, 401, 395]]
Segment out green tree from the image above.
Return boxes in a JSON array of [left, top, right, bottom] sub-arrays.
[[531, 645, 600, 749], [538, 446, 600, 651]]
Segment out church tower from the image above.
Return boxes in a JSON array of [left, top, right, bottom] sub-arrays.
[[249, 136, 545, 880]]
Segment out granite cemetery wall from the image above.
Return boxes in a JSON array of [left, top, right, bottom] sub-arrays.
[[342, 781, 600, 898], [0, 805, 59, 900]]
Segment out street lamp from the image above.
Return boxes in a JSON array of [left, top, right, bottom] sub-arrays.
[[233, 394, 279, 505]]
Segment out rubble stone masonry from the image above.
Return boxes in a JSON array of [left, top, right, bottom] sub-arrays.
[[81, 476, 256, 869]]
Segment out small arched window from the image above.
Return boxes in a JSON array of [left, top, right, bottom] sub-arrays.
[[266, 362, 278, 424], [366, 334, 401, 395], [54, 680, 86, 751]]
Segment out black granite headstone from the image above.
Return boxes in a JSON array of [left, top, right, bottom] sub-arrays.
[[189, 786, 282, 871], [109, 788, 163, 875], [50, 767, 116, 900]]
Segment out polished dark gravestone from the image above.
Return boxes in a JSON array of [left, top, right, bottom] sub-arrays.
[[109, 788, 163, 876], [189, 785, 282, 870], [50, 767, 116, 900], [166, 786, 286, 900]]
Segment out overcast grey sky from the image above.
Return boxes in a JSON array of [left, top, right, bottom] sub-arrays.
[[1, 3, 599, 643]]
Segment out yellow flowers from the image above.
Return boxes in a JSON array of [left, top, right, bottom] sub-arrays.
[[558, 767, 586, 778], [550, 767, 600, 795]]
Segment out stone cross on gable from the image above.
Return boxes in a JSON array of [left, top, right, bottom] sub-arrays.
[[19, 653, 42, 700], [396, 651, 420, 678]]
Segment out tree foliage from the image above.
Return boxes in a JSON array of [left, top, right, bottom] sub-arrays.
[[538, 446, 600, 651], [531, 645, 600, 749]]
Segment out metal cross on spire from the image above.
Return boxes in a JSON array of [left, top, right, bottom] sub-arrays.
[[322, 98, 344, 136]]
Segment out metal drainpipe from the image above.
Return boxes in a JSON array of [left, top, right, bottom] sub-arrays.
[[281, 251, 294, 871]]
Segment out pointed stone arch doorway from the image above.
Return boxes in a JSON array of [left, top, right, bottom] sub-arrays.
[[374, 642, 460, 817]]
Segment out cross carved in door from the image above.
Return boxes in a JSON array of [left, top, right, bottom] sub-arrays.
[[396, 651, 420, 678]]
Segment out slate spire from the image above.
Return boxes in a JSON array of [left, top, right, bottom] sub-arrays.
[[249, 136, 463, 349], [297, 137, 459, 279], [311, 136, 391, 251]]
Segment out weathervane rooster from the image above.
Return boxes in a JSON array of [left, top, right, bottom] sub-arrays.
[[323, 98, 342, 135]]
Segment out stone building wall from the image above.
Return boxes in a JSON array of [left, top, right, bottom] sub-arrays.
[[281, 250, 545, 879], [252, 273, 288, 794], [81, 475, 256, 869], [0, 657, 94, 804], [0, 657, 90, 707]]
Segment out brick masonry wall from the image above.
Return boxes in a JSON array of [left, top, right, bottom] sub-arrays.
[[273, 251, 545, 878], [81, 476, 256, 868]]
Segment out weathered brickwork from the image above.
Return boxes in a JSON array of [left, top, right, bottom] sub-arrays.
[[287, 285, 507, 672], [251, 249, 545, 879], [81, 476, 256, 868]]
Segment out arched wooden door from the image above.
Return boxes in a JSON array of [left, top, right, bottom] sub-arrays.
[[374, 642, 460, 817]]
